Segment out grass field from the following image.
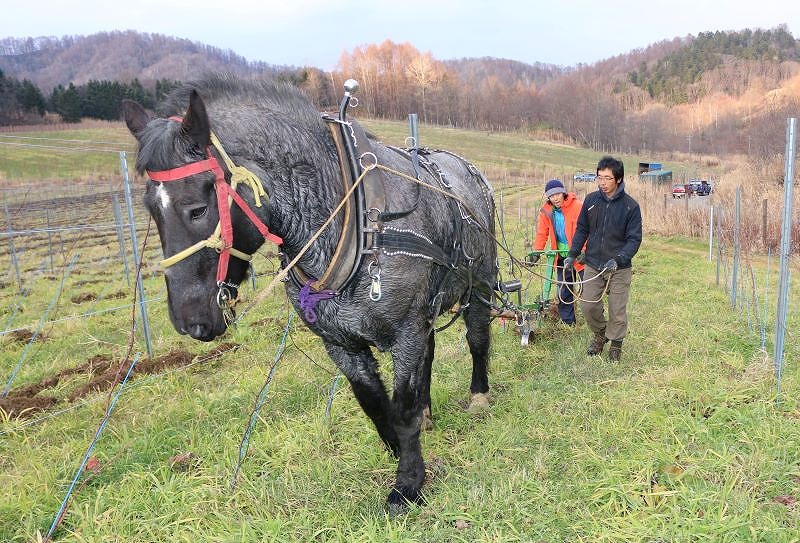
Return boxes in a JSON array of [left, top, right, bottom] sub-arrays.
[[0, 124, 136, 182], [0, 118, 724, 186], [1, 121, 798, 542]]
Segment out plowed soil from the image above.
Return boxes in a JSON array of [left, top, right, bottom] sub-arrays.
[[0, 343, 240, 419]]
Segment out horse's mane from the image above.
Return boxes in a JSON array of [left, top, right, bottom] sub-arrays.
[[156, 72, 322, 128]]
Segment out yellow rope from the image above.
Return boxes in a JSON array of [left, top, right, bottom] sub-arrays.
[[234, 155, 608, 321], [375, 164, 481, 217], [377, 163, 612, 304], [160, 223, 252, 268], [210, 132, 266, 207]]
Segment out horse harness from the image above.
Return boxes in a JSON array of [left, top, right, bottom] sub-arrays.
[[287, 114, 495, 327]]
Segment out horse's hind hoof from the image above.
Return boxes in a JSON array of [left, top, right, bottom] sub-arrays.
[[467, 392, 490, 413]]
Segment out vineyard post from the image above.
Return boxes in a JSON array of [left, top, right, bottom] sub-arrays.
[[46, 209, 54, 273], [715, 204, 722, 287], [708, 206, 714, 261], [774, 117, 796, 402], [730, 186, 741, 308], [121, 151, 153, 359], [112, 194, 131, 286]]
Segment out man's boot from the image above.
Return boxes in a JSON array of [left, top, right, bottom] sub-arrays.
[[609, 340, 623, 361], [587, 333, 608, 356]]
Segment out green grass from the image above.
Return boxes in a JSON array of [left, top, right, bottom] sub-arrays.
[[2, 235, 798, 542], [1, 118, 712, 185], [1, 123, 798, 542], [363, 119, 603, 180], [0, 125, 137, 182]]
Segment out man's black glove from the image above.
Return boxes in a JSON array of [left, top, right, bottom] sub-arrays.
[[525, 253, 540, 265], [563, 256, 575, 273], [604, 258, 618, 272], [576, 252, 586, 264]]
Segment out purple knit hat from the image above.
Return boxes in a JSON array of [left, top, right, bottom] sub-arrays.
[[544, 179, 566, 198]]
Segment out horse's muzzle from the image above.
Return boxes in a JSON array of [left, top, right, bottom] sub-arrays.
[[181, 322, 219, 342]]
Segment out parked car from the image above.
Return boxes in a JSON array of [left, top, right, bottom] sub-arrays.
[[574, 172, 597, 182], [672, 184, 688, 198], [688, 179, 713, 196]]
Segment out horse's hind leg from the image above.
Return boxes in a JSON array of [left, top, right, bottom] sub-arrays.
[[324, 343, 400, 456], [463, 298, 491, 411]]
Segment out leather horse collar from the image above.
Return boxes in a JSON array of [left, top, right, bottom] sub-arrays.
[[285, 115, 386, 295], [286, 115, 481, 312]]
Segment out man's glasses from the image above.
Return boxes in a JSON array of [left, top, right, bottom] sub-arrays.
[[596, 175, 615, 181]]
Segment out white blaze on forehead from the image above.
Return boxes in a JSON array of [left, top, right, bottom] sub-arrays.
[[155, 182, 170, 209]]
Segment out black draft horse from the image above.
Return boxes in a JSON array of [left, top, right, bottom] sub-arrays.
[[123, 74, 497, 512]]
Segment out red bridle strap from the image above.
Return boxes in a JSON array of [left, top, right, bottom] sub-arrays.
[[147, 157, 220, 182]]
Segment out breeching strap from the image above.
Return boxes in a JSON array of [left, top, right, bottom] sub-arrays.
[[146, 131, 282, 284]]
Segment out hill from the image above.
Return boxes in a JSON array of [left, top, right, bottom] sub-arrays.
[[2, 27, 800, 163], [0, 31, 290, 92], [534, 26, 800, 160], [444, 56, 566, 89]]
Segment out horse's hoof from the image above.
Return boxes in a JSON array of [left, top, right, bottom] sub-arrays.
[[420, 406, 433, 431], [467, 392, 490, 413], [387, 499, 408, 517], [386, 487, 422, 516]]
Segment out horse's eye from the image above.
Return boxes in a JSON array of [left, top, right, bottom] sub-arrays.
[[189, 206, 208, 220]]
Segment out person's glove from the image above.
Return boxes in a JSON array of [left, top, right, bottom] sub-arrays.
[[525, 253, 540, 265], [576, 252, 586, 264], [604, 258, 618, 272], [563, 256, 575, 273]]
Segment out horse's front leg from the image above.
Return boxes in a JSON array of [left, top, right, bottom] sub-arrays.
[[324, 343, 400, 456], [387, 333, 428, 514]]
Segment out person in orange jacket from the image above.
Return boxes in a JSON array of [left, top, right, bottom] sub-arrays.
[[530, 179, 585, 325]]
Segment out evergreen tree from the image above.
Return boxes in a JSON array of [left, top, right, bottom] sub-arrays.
[[18, 79, 46, 115], [125, 78, 154, 109], [54, 83, 82, 123], [82, 79, 126, 120], [155, 78, 181, 102], [0, 70, 20, 124]]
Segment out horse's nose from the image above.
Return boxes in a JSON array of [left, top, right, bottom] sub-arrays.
[[187, 323, 213, 342]]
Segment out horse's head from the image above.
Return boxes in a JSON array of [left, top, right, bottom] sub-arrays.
[[123, 91, 257, 341]]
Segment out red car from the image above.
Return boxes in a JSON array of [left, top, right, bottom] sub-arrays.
[[672, 184, 688, 198]]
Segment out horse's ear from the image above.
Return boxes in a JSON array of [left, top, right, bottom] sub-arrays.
[[122, 99, 150, 139], [182, 90, 211, 148]]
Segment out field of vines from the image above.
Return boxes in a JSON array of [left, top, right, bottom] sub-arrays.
[[1, 120, 799, 542]]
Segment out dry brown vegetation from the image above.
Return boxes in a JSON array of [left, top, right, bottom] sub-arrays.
[[627, 154, 799, 253]]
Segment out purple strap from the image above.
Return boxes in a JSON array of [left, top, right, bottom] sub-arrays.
[[298, 280, 336, 323]]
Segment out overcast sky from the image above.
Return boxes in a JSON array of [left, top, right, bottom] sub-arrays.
[[2, 0, 799, 70]]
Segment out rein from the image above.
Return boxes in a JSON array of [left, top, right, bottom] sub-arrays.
[[145, 117, 282, 313]]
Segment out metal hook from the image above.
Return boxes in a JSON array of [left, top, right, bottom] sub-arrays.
[[216, 284, 236, 326], [368, 258, 382, 302], [370, 275, 382, 302]]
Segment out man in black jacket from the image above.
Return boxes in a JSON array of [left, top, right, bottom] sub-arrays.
[[564, 156, 642, 361]]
